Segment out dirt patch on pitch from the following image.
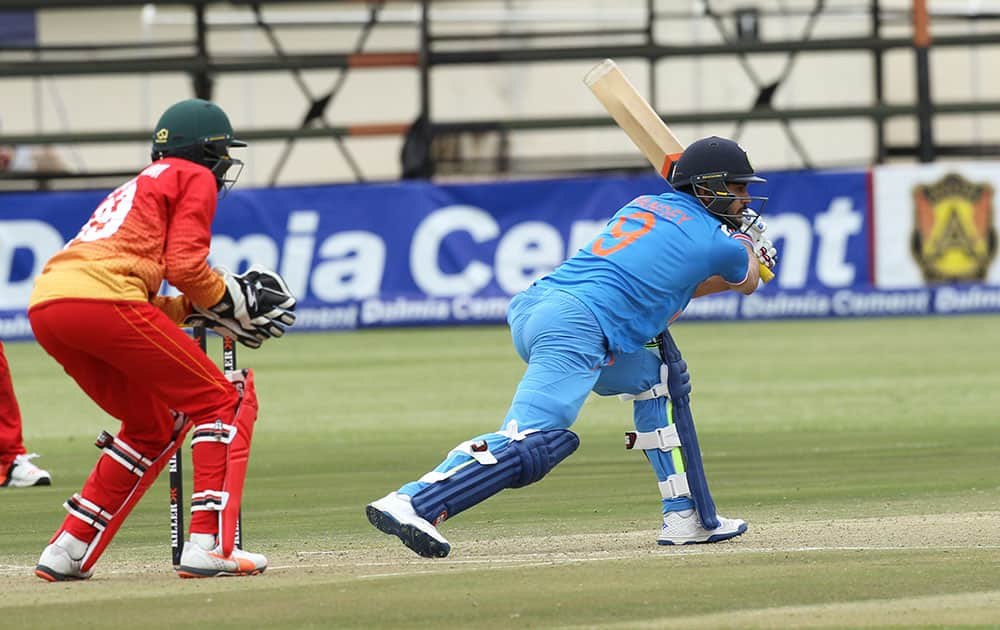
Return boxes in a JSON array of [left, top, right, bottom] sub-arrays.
[[410, 510, 1000, 563], [274, 510, 1000, 579]]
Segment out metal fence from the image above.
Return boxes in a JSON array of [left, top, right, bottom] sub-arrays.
[[2, 0, 999, 189]]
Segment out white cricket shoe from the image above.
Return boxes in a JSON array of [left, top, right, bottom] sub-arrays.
[[658, 509, 747, 545], [366, 492, 451, 558], [3, 453, 52, 488], [175, 534, 267, 578], [35, 532, 93, 582]]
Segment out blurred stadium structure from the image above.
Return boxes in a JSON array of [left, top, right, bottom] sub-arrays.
[[3, 0, 1000, 189]]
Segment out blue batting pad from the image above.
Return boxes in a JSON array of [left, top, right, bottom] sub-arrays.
[[658, 331, 720, 530], [410, 429, 580, 525], [633, 398, 696, 513]]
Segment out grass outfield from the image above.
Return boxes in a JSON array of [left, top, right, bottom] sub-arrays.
[[1, 315, 999, 628]]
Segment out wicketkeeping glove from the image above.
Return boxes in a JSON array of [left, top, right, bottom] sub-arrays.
[[192, 264, 297, 345], [182, 311, 263, 349], [230, 264, 297, 338]]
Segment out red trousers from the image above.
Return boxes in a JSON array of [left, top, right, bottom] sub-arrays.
[[0, 340, 27, 469], [29, 299, 239, 541]]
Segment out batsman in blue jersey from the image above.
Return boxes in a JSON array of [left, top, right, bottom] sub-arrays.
[[367, 136, 779, 557]]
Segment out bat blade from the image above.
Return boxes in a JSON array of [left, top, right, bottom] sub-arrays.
[[584, 59, 684, 179]]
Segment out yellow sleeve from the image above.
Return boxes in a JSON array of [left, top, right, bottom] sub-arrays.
[[151, 294, 193, 325]]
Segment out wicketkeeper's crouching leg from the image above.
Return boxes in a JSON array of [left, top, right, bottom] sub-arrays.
[[366, 421, 579, 558], [34, 410, 192, 582], [175, 369, 266, 578], [35, 370, 264, 581]]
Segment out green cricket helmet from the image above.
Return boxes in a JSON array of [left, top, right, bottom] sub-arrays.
[[150, 98, 246, 192]]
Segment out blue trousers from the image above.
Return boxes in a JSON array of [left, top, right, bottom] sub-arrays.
[[400, 284, 693, 512]]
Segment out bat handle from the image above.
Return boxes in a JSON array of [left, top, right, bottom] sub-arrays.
[[759, 262, 775, 283]]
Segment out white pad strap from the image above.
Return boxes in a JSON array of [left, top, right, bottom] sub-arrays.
[[452, 439, 499, 466], [418, 420, 540, 484], [418, 471, 449, 483], [497, 419, 538, 442], [95, 431, 154, 477], [64, 493, 113, 531], [191, 489, 229, 512], [625, 426, 681, 451], [617, 363, 672, 402], [418, 439, 495, 484], [191, 421, 238, 446], [658, 473, 692, 500]]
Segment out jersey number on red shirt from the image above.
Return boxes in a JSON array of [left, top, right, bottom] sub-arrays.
[[76, 179, 138, 243]]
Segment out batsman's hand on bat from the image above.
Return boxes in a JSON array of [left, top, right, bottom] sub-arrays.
[[741, 212, 778, 282]]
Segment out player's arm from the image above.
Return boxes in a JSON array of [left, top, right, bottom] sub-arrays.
[[163, 168, 226, 311], [694, 232, 760, 297], [151, 294, 193, 324], [163, 170, 296, 346], [150, 293, 261, 350]]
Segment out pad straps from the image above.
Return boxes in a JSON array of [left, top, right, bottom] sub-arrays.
[[626, 426, 692, 501], [624, 426, 680, 451], [658, 474, 691, 500], [191, 421, 238, 445], [95, 431, 154, 476], [617, 363, 672, 402], [191, 490, 229, 512], [64, 493, 113, 531], [419, 421, 536, 484]]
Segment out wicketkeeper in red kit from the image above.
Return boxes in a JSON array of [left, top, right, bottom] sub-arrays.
[[28, 98, 296, 581]]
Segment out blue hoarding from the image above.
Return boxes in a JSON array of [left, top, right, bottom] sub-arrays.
[[2, 168, 995, 340]]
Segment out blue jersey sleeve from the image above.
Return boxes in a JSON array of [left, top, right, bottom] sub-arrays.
[[711, 231, 752, 284]]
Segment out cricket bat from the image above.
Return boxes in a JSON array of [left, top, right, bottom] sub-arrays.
[[583, 59, 775, 283]]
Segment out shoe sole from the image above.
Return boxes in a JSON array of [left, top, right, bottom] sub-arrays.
[[366, 504, 450, 558], [5, 477, 52, 488], [175, 566, 266, 578], [35, 564, 89, 582], [658, 522, 748, 546]]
